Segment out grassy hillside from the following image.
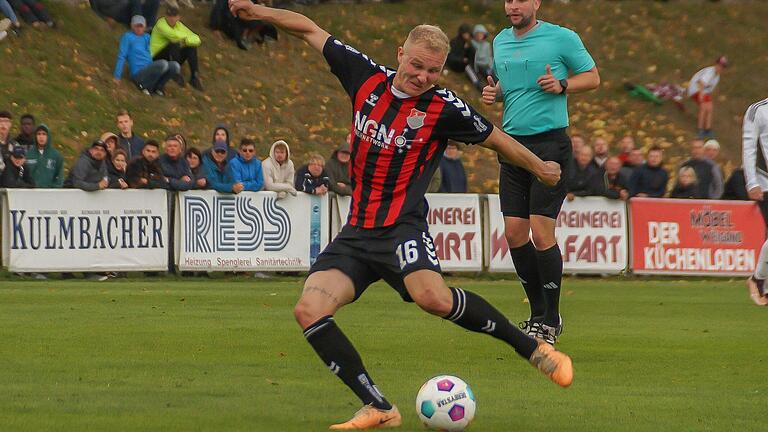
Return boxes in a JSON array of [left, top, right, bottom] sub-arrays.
[[2, 0, 766, 191]]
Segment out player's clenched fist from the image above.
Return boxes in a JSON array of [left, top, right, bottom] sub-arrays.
[[482, 76, 499, 105], [229, 0, 262, 19], [537, 161, 561, 187]]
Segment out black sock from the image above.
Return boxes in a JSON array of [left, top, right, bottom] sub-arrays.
[[303, 316, 392, 410], [509, 241, 545, 321], [446, 287, 537, 359], [536, 245, 563, 327]]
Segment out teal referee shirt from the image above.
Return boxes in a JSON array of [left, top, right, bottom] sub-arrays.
[[493, 21, 595, 136]]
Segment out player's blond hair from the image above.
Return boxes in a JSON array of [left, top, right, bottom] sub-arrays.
[[404, 25, 450, 54]]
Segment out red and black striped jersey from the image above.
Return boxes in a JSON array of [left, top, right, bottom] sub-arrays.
[[323, 36, 494, 229]]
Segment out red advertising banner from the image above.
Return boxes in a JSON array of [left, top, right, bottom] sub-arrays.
[[629, 198, 765, 276]]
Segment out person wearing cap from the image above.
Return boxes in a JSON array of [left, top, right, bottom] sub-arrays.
[[687, 56, 728, 138], [702, 139, 724, 199], [325, 135, 352, 196], [126, 139, 168, 189], [261, 139, 296, 199], [25, 124, 64, 188], [114, 14, 181, 96], [151, 5, 203, 91], [159, 133, 195, 191], [202, 139, 242, 194], [229, 138, 264, 192], [1, 146, 34, 188], [65, 140, 109, 191]]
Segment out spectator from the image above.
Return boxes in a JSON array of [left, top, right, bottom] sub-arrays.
[[703, 139, 724, 199], [65, 141, 109, 191], [7, 0, 53, 28], [89, 0, 159, 29], [721, 167, 748, 200], [0, 1, 22, 36], [570, 133, 586, 155], [185, 147, 208, 189], [621, 148, 644, 179], [159, 134, 194, 191], [681, 139, 715, 199], [126, 140, 168, 189], [629, 146, 669, 198], [439, 142, 467, 193], [14, 113, 34, 150], [566, 145, 598, 201], [100, 131, 120, 156], [114, 15, 181, 97], [325, 137, 352, 196], [229, 138, 264, 192], [202, 139, 243, 193], [428, 165, 441, 193], [26, 124, 64, 188], [108, 148, 129, 189], [261, 139, 296, 199], [150, 6, 203, 91], [617, 135, 635, 165], [0, 110, 19, 162], [208, 124, 237, 160], [1, 146, 34, 188], [687, 56, 728, 138], [115, 109, 145, 160], [669, 166, 701, 199], [471, 25, 492, 89], [592, 156, 630, 200], [447, 24, 479, 88], [592, 136, 610, 169], [210, 0, 278, 51], [295, 153, 329, 195]]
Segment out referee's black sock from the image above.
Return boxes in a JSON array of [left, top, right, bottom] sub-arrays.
[[303, 316, 393, 410], [509, 241, 545, 321], [536, 245, 563, 327], [446, 287, 538, 359]]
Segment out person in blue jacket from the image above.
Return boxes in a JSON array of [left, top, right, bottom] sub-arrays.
[[228, 138, 264, 192], [113, 15, 180, 96], [202, 139, 243, 194]]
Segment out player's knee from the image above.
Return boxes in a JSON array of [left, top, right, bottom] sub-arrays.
[[531, 231, 556, 250], [504, 225, 529, 248], [412, 285, 452, 316], [293, 297, 322, 328]]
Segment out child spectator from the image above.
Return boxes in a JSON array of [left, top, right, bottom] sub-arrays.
[[1, 146, 34, 187], [114, 15, 181, 96], [669, 166, 701, 199], [26, 124, 64, 188], [687, 56, 728, 138], [108, 148, 129, 189], [126, 140, 168, 189], [295, 153, 329, 195], [159, 134, 195, 191], [471, 25, 492, 88], [185, 147, 208, 189], [229, 138, 264, 192], [262, 139, 296, 199], [680, 139, 715, 199], [629, 146, 669, 198], [65, 141, 109, 191], [202, 140, 243, 193], [151, 6, 203, 91]]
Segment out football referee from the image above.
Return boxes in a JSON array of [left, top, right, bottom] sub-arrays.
[[483, 0, 600, 344]]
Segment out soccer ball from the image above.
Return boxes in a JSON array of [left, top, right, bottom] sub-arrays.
[[416, 375, 476, 431]]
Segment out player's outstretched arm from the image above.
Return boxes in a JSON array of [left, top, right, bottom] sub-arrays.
[[479, 126, 561, 187], [229, 0, 330, 52]]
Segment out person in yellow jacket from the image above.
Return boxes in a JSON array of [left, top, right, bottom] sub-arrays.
[[150, 6, 203, 91]]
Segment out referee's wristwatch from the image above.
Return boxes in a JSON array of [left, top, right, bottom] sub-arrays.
[[558, 79, 568, 94]]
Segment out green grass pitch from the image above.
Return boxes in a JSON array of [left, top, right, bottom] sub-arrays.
[[0, 277, 764, 431]]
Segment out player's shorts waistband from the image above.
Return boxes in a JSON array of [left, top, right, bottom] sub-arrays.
[[510, 127, 569, 144]]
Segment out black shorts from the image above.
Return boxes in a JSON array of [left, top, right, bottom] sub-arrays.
[[308, 221, 441, 302], [761, 193, 768, 226], [499, 128, 572, 219]]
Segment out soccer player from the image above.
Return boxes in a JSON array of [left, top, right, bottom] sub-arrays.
[[743, 98, 768, 306], [482, 0, 600, 344], [229, 1, 572, 429]]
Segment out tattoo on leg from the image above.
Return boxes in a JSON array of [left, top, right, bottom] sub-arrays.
[[305, 285, 340, 304]]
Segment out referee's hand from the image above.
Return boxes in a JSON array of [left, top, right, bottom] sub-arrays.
[[537, 161, 561, 187], [482, 76, 499, 105]]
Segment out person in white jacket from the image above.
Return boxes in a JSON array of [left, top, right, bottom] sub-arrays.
[[261, 139, 296, 199], [743, 98, 768, 306]]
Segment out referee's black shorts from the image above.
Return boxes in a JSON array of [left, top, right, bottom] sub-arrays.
[[498, 127, 572, 219], [308, 220, 442, 303]]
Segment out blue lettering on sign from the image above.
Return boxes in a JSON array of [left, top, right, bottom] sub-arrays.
[[184, 195, 291, 253]]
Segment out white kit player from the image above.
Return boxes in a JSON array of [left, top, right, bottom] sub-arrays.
[[743, 98, 768, 305]]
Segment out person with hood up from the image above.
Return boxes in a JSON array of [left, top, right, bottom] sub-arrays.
[[325, 137, 352, 196], [1, 146, 34, 188], [229, 138, 264, 192], [126, 140, 168, 189], [159, 133, 195, 191], [65, 140, 109, 191], [203, 139, 243, 194], [208, 124, 237, 160], [26, 124, 64, 188], [185, 147, 208, 189], [471, 24, 493, 85], [261, 139, 296, 199]]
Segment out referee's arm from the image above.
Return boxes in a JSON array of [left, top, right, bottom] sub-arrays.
[[562, 66, 600, 94], [229, 0, 331, 52], [479, 127, 561, 187]]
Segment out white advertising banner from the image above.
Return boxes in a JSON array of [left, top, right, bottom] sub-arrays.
[[2, 189, 169, 272], [331, 194, 352, 239], [485, 195, 628, 274], [425, 193, 483, 272], [176, 191, 329, 271]]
